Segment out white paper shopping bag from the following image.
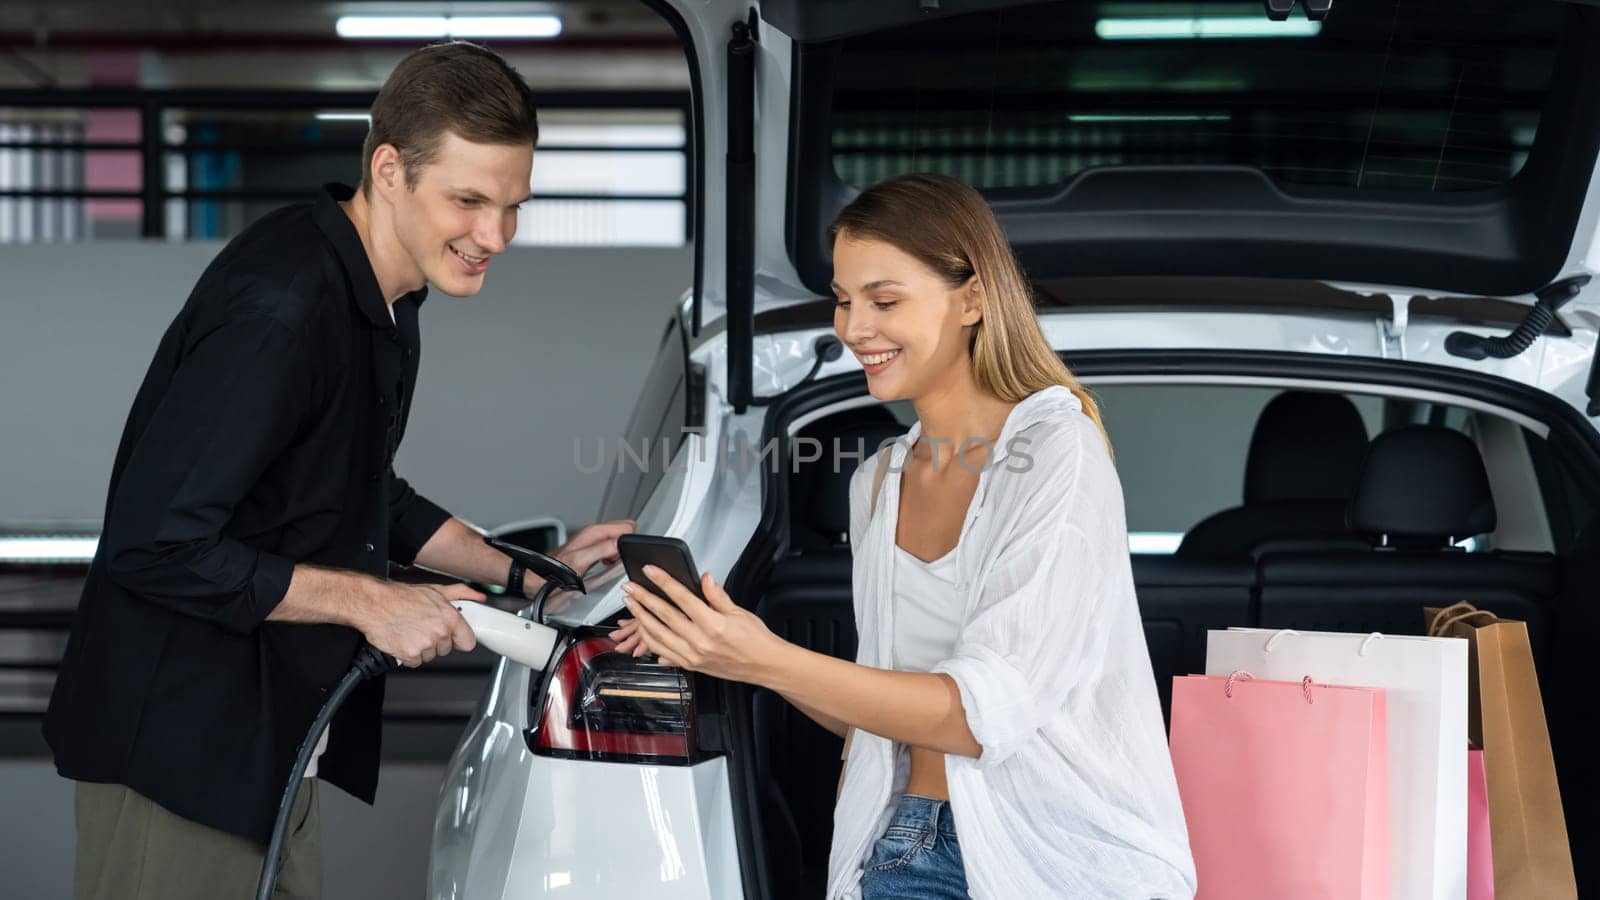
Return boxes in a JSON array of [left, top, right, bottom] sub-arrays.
[[1206, 628, 1469, 900]]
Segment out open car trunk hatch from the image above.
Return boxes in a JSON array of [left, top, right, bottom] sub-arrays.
[[773, 0, 1600, 313]]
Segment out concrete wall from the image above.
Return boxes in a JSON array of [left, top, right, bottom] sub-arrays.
[[0, 241, 693, 533]]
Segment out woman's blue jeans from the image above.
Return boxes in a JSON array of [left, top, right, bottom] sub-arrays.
[[860, 794, 970, 900]]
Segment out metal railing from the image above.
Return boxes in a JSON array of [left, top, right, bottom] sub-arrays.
[[0, 88, 693, 242]]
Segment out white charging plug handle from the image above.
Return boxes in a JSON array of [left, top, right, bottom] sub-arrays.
[[453, 602, 560, 669]]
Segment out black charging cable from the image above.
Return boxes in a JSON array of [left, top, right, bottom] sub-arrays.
[[255, 644, 393, 900], [255, 539, 584, 900], [483, 535, 587, 622]]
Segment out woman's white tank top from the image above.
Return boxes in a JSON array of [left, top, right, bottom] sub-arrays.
[[890, 543, 964, 672]]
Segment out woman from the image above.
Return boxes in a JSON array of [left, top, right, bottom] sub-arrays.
[[611, 173, 1196, 899]]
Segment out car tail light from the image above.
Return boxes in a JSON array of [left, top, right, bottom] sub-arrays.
[[530, 636, 694, 763]]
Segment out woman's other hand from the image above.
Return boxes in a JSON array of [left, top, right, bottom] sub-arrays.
[[608, 565, 783, 683]]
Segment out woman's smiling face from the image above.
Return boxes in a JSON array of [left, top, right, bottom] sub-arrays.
[[831, 233, 983, 402]]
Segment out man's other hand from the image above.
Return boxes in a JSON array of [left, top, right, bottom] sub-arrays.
[[551, 519, 635, 581]]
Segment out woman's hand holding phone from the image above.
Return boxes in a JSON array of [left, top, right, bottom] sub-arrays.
[[611, 565, 784, 684]]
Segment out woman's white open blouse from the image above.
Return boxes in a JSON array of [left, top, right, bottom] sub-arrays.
[[826, 386, 1198, 900]]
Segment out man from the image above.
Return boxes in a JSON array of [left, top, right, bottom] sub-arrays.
[[43, 41, 632, 899]]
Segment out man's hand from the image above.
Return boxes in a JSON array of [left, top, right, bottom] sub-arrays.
[[547, 519, 635, 586], [358, 582, 483, 668]]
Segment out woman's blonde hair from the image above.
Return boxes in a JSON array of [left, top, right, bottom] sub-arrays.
[[827, 172, 1111, 453]]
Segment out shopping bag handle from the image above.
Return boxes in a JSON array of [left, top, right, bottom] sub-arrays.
[[1263, 629, 1300, 653], [1224, 670, 1316, 704], [1264, 628, 1387, 656], [1428, 601, 1499, 636], [1225, 670, 1255, 697], [1359, 632, 1383, 656]]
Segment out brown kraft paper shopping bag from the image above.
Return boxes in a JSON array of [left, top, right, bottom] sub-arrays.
[[1426, 602, 1577, 900]]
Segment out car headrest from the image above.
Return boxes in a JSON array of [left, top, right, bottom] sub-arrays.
[[791, 406, 905, 547], [1244, 391, 1369, 504], [1349, 425, 1496, 544]]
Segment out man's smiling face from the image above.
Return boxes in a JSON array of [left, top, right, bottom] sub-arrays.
[[388, 131, 534, 298]]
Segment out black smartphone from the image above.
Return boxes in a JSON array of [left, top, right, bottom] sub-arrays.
[[617, 534, 706, 604]]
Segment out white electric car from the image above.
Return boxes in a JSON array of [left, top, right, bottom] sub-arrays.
[[428, 2, 1600, 897]]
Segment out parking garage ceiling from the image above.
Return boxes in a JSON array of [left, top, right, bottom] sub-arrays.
[[0, 1, 684, 89]]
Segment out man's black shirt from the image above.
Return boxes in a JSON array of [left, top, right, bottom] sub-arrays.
[[43, 183, 453, 843]]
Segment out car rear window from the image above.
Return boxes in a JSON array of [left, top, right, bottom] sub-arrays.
[[829, 0, 1563, 194], [597, 319, 689, 522]]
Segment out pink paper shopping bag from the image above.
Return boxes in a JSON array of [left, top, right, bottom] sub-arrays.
[[1170, 671, 1389, 900], [1468, 748, 1495, 900]]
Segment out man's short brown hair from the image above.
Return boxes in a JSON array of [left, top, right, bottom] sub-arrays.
[[361, 41, 539, 195]]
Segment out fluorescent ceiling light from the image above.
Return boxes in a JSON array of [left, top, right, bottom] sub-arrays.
[[1096, 16, 1321, 39], [336, 16, 447, 38], [315, 111, 371, 122], [1069, 113, 1231, 122], [336, 15, 563, 40], [0, 536, 98, 563]]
